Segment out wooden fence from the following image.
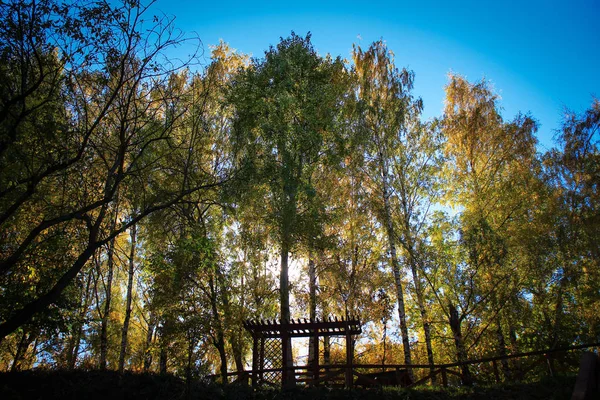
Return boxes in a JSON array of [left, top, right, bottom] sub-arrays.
[[210, 342, 600, 389]]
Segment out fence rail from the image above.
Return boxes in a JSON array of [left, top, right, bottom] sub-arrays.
[[209, 342, 600, 389]]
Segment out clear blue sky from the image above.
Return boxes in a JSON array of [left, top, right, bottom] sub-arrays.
[[151, 0, 599, 151]]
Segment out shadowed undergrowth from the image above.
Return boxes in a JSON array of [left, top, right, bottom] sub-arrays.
[[0, 370, 576, 400]]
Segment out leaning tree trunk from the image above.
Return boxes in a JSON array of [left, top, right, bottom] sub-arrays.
[[118, 223, 136, 373], [11, 330, 29, 372], [12, 329, 38, 371]]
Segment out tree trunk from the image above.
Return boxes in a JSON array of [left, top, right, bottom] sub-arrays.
[[143, 312, 155, 372], [11, 330, 28, 372], [422, 315, 436, 382], [230, 274, 245, 373], [0, 240, 99, 340], [321, 303, 330, 365], [209, 271, 228, 382], [99, 238, 116, 370], [216, 336, 228, 383], [307, 254, 317, 370], [407, 254, 436, 384], [280, 242, 291, 323], [323, 336, 330, 365], [159, 346, 168, 374], [68, 271, 93, 370], [231, 336, 245, 374], [186, 334, 195, 396], [159, 326, 168, 375], [228, 320, 245, 375], [496, 319, 511, 379], [381, 170, 412, 370], [382, 322, 387, 367], [118, 223, 136, 373], [12, 330, 39, 371], [210, 272, 227, 381], [99, 198, 119, 370], [280, 238, 295, 387], [448, 303, 473, 386], [218, 263, 245, 374], [551, 274, 567, 348], [508, 322, 520, 378]]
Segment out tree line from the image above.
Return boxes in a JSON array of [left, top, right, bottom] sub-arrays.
[[0, 0, 598, 385]]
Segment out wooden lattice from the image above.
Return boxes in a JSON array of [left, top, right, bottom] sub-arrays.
[[261, 337, 282, 385], [244, 317, 362, 388]]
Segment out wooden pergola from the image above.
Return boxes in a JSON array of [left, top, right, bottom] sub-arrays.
[[243, 316, 362, 388]]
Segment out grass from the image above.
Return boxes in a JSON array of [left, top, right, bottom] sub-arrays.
[[0, 370, 576, 400]]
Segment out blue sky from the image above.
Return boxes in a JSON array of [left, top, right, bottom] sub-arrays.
[[151, 0, 599, 151]]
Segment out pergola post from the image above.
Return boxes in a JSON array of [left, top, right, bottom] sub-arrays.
[[252, 333, 258, 387], [345, 322, 353, 388], [312, 329, 319, 385], [259, 336, 265, 383], [281, 322, 292, 388]]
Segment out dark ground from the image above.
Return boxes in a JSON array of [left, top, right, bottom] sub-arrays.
[[0, 370, 577, 400]]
